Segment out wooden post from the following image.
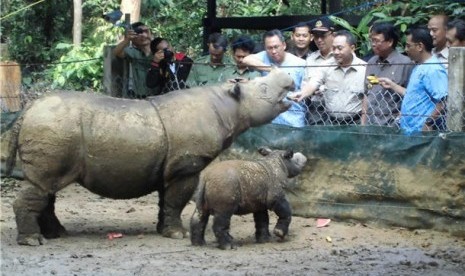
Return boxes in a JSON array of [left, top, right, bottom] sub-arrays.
[[446, 47, 465, 132], [0, 62, 22, 112], [102, 46, 127, 98]]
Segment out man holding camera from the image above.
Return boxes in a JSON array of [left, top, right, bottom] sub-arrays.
[[146, 37, 193, 94], [113, 22, 155, 98]]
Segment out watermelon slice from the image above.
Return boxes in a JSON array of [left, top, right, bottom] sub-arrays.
[[316, 218, 331, 228]]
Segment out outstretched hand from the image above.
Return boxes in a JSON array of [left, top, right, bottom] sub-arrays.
[[377, 77, 395, 89], [287, 91, 305, 102]]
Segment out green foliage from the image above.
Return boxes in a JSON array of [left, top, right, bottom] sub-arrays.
[[1, 0, 73, 63], [330, 0, 464, 57], [48, 18, 121, 91], [144, 0, 206, 56], [3, 0, 464, 91]]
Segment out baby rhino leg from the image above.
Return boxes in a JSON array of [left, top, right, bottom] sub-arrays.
[[272, 198, 292, 240], [190, 208, 210, 246], [212, 212, 236, 250], [253, 210, 271, 243], [13, 182, 50, 246]]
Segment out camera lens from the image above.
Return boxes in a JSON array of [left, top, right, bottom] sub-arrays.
[[163, 48, 174, 61]]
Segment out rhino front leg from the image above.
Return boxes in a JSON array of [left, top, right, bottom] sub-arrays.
[[190, 208, 209, 246], [254, 210, 271, 243], [13, 182, 49, 246], [38, 194, 67, 239], [156, 188, 165, 234], [272, 198, 292, 240], [159, 176, 198, 239], [212, 213, 236, 250]]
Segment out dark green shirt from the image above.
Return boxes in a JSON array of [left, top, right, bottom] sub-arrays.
[[124, 46, 155, 97]]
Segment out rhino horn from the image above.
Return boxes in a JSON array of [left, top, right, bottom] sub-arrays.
[[229, 83, 241, 100], [258, 147, 272, 156]]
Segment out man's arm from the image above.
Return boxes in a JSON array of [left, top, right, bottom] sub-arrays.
[[361, 95, 368, 125], [377, 77, 406, 96], [113, 30, 138, 58], [423, 100, 446, 131], [242, 54, 272, 72], [288, 81, 319, 102]]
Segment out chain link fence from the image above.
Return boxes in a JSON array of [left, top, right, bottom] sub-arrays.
[[1, 49, 464, 134]]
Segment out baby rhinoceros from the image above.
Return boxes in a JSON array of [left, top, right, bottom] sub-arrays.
[[190, 147, 307, 250]]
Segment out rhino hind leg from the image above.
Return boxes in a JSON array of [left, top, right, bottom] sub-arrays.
[[38, 194, 67, 239], [254, 210, 271, 243], [213, 213, 236, 250], [272, 199, 292, 240], [13, 182, 50, 246], [190, 208, 209, 246]]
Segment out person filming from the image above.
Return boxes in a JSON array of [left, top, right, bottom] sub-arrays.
[[146, 37, 193, 94]]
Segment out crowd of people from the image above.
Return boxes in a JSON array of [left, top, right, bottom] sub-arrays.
[[112, 14, 465, 135]]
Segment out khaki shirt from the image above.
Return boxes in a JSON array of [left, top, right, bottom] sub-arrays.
[[309, 54, 367, 119], [186, 55, 235, 87], [304, 51, 335, 83], [304, 51, 335, 102]]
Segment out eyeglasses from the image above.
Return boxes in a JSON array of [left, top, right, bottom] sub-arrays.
[[265, 44, 283, 51], [405, 42, 420, 49], [370, 39, 385, 45]]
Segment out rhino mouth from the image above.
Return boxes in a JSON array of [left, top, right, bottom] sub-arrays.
[[279, 98, 292, 111], [277, 81, 294, 111]]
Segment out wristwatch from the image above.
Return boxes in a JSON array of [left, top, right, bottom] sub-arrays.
[[425, 117, 435, 127]]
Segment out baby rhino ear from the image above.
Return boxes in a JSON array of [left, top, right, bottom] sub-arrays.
[[284, 149, 294, 159], [258, 147, 272, 156], [228, 83, 241, 100]]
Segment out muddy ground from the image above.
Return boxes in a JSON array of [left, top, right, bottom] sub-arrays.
[[1, 179, 464, 276]]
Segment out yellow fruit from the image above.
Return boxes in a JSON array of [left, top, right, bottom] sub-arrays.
[[367, 75, 379, 85]]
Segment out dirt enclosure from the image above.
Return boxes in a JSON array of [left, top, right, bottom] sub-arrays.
[[1, 178, 464, 276]]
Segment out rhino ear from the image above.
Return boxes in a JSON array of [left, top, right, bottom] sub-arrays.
[[229, 83, 241, 100], [258, 147, 272, 156], [284, 149, 294, 159]]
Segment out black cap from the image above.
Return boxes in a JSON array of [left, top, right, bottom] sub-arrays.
[[311, 17, 334, 33]]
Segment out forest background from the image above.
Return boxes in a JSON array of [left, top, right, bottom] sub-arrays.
[[0, 0, 463, 92]]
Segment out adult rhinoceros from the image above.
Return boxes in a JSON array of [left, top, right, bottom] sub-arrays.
[[6, 69, 294, 246]]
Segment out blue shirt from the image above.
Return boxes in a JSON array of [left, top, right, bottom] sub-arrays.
[[400, 55, 448, 135], [255, 51, 307, 127]]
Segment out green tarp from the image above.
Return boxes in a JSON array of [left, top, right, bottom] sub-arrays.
[[222, 125, 465, 236]]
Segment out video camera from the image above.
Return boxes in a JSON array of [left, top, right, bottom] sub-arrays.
[[163, 48, 174, 63], [103, 10, 123, 25], [103, 10, 146, 36]]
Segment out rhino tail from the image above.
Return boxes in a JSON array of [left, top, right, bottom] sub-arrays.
[[192, 174, 207, 210], [2, 110, 25, 177]]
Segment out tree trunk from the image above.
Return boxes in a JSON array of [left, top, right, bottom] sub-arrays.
[[121, 0, 141, 23], [73, 0, 82, 46]]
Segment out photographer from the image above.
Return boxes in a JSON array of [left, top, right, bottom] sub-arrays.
[[146, 37, 193, 94], [113, 22, 155, 98]]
